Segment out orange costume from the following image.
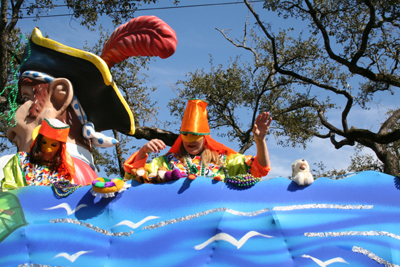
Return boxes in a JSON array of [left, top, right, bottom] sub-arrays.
[[2, 119, 75, 189], [124, 99, 270, 184]]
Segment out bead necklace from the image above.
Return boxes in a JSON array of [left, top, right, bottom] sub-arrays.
[[225, 156, 260, 187], [185, 154, 229, 181], [186, 156, 204, 180], [184, 154, 261, 187], [208, 155, 227, 181], [225, 174, 261, 187], [51, 180, 81, 198], [26, 162, 64, 186], [1, 35, 30, 127]]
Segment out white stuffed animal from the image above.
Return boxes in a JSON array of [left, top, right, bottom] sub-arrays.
[[291, 159, 314, 186]]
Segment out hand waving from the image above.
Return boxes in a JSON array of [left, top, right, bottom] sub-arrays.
[[252, 112, 273, 141]]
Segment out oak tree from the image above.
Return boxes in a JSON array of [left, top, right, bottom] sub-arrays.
[[213, 0, 400, 175]]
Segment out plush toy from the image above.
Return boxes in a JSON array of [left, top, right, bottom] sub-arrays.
[[131, 166, 184, 184], [291, 159, 314, 186], [156, 166, 168, 180], [131, 167, 148, 183], [148, 166, 170, 182]]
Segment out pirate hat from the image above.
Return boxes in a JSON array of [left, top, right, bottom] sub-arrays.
[[20, 28, 135, 135]]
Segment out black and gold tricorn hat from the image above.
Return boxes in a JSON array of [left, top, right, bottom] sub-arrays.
[[19, 27, 135, 135]]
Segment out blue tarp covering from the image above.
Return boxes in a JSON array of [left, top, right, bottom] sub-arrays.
[[0, 171, 399, 266]]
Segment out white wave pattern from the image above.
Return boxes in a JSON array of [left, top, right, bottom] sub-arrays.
[[273, 204, 373, 211], [54, 250, 93, 262], [304, 230, 400, 240], [44, 203, 88, 216], [50, 218, 134, 237], [144, 207, 270, 230], [111, 216, 160, 229], [352, 246, 400, 267], [194, 231, 273, 250], [302, 255, 349, 267]]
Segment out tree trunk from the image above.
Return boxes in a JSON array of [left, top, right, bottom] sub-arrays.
[[382, 152, 399, 176], [112, 129, 126, 177], [0, 0, 8, 90], [362, 141, 399, 176], [238, 137, 254, 154]]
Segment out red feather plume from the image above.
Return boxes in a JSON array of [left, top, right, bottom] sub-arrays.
[[101, 16, 178, 68]]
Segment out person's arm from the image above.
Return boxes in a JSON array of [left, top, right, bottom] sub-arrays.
[[124, 139, 167, 176], [252, 112, 272, 167]]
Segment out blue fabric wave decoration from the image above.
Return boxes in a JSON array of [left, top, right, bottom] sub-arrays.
[[0, 171, 399, 266]]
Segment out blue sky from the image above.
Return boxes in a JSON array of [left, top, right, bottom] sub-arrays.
[[13, 0, 398, 178]]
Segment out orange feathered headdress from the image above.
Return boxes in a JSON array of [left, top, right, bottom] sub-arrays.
[[169, 99, 237, 156], [31, 118, 75, 180]]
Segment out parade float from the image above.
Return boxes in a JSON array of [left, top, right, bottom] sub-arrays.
[[1, 171, 399, 266], [0, 15, 399, 267]]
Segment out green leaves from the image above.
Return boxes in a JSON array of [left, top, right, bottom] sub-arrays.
[[253, 0, 400, 174]]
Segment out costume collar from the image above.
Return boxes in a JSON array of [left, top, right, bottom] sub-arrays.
[[66, 143, 96, 170]]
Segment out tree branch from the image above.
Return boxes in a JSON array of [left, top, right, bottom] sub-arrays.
[[238, 137, 255, 154], [303, 0, 400, 87], [216, 23, 260, 69], [133, 126, 178, 147], [317, 108, 345, 137], [207, 94, 245, 141], [6, 0, 24, 33], [313, 132, 330, 139], [348, 127, 400, 144], [8, 48, 21, 64], [351, 0, 376, 64], [244, 0, 278, 65], [330, 132, 354, 149], [245, 1, 355, 99], [379, 109, 400, 134]]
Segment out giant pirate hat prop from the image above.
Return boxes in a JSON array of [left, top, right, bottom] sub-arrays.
[[19, 16, 177, 144]]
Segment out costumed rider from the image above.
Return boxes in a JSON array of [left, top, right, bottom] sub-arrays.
[[2, 118, 75, 189], [3, 16, 177, 185], [124, 99, 272, 186]]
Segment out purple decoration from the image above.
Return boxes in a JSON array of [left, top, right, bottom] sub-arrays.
[[171, 169, 183, 180], [164, 171, 172, 181], [104, 181, 116, 187]]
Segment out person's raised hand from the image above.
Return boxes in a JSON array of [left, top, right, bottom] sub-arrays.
[[252, 112, 273, 141]]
